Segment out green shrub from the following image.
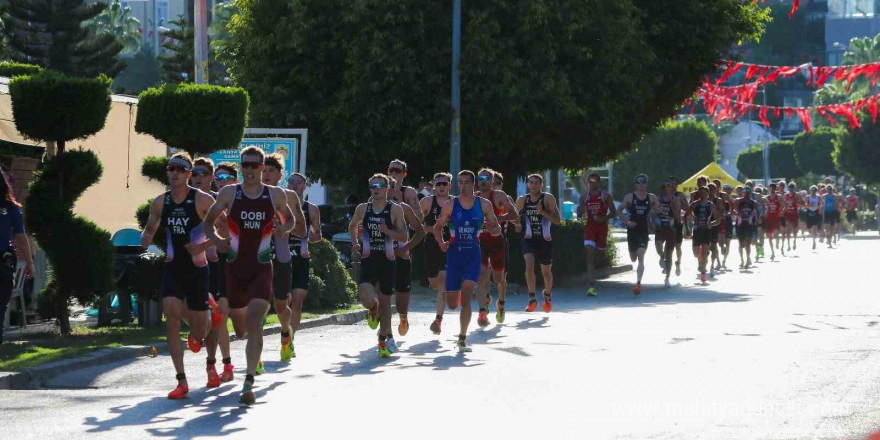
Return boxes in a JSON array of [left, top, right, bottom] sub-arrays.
[[117, 252, 165, 302], [0, 62, 42, 78], [736, 140, 803, 181], [141, 156, 169, 185], [793, 127, 838, 176], [9, 71, 112, 147], [135, 200, 165, 246], [304, 239, 356, 310], [135, 83, 249, 154], [833, 114, 880, 185]]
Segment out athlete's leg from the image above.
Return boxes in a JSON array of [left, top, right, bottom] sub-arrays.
[[273, 298, 291, 336], [244, 299, 271, 376], [459, 280, 476, 336], [289, 289, 308, 333], [206, 297, 231, 362], [586, 245, 596, 286], [230, 307, 247, 339], [358, 282, 378, 311], [378, 289, 393, 339], [540, 264, 553, 296], [492, 269, 507, 304], [524, 253, 537, 295], [164, 297, 188, 387], [636, 247, 646, 284]]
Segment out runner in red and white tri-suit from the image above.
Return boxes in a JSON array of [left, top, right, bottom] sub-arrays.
[[845, 188, 860, 236], [765, 182, 782, 260], [577, 172, 617, 297]]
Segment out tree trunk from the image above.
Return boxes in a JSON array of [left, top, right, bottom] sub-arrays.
[[57, 292, 71, 335]]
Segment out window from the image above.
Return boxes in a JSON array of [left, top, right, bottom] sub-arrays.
[[157, 0, 168, 26], [828, 0, 875, 17]]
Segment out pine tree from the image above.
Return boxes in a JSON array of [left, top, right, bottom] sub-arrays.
[[0, 0, 125, 77], [157, 16, 193, 83]]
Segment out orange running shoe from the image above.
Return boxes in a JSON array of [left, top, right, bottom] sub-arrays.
[[477, 310, 489, 327], [208, 296, 222, 329], [168, 383, 189, 400], [525, 298, 538, 312], [430, 319, 442, 335], [187, 333, 202, 353], [542, 291, 552, 313], [634, 283, 641, 296], [206, 365, 221, 388], [220, 364, 234, 383]]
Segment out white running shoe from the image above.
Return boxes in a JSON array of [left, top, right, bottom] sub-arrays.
[[386, 337, 399, 354], [664, 279, 671, 288], [675, 262, 681, 276]]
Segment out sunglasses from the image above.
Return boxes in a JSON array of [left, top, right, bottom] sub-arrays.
[[388, 168, 404, 174], [215, 173, 235, 181], [478, 175, 492, 182], [493, 180, 502, 186], [369, 183, 389, 189], [167, 165, 189, 173], [635, 178, 647, 184], [241, 162, 262, 169], [191, 168, 209, 177], [434, 181, 449, 187], [589, 178, 599, 183]]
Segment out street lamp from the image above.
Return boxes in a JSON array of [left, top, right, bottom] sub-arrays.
[[449, 0, 461, 193]]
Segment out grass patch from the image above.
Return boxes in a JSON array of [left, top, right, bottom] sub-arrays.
[[1, 304, 363, 372]]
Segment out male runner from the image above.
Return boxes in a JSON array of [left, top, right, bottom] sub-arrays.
[[285, 172, 322, 357], [719, 184, 735, 268], [764, 183, 782, 260], [617, 174, 660, 295], [687, 186, 720, 283], [669, 176, 689, 276], [490, 171, 518, 318], [433, 170, 502, 352], [204, 162, 238, 383], [654, 181, 680, 288], [386, 175, 425, 352], [386, 159, 425, 342], [262, 154, 306, 362], [707, 183, 724, 276], [845, 188, 860, 236], [823, 185, 838, 248], [783, 182, 801, 252], [141, 152, 218, 400], [753, 187, 767, 261], [516, 174, 561, 312], [577, 172, 616, 297], [474, 169, 517, 320], [805, 185, 824, 250], [733, 186, 758, 268], [348, 174, 408, 358], [201, 146, 297, 404], [421, 173, 453, 333]]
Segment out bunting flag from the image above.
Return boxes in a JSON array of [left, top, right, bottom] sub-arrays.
[[754, 0, 799, 18], [712, 62, 880, 90]]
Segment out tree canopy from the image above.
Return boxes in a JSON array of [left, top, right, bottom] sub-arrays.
[[792, 127, 838, 176], [223, 0, 767, 190], [833, 114, 880, 184], [736, 140, 803, 181]]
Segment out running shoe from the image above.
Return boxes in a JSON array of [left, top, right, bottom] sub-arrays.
[[206, 365, 221, 388], [664, 279, 671, 288], [187, 333, 202, 353], [168, 383, 189, 400], [430, 319, 442, 335], [587, 287, 597, 297], [366, 305, 379, 330], [398, 316, 409, 336], [477, 310, 490, 327], [525, 298, 538, 312], [675, 262, 681, 277], [634, 283, 641, 296], [709, 268, 715, 279], [240, 382, 255, 405], [280, 336, 294, 362], [495, 301, 505, 324], [542, 291, 552, 313], [220, 364, 234, 383], [700, 272, 707, 283], [386, 337, 399, 354], [456, 339, 472, 353], [208, 296, 222, 329], [378, 341, 392, 358], [255, 360, 264, 376]]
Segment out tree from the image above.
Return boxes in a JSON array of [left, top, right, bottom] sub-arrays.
[[84, 0, 142, 56], [815, 34, 880, 106], [157, 16, 193, 83], [738, 2, 824, 66], [222, 0, 766, 192], [792, 127, 838, 176], [736, 140, 803, 181], [9, 70, 115, 334], [1, 0, 125, 77], [611, 119, 718, 197], [833, 114, 880, 184], [0, 61, 41, 77]]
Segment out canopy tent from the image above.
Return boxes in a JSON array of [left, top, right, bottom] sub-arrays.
[[679, 162, 744, 196]]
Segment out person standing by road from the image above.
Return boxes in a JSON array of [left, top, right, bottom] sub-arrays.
[[0, 169, 33, 346]]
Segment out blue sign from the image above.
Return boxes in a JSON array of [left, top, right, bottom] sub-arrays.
[[210, 139, 298, 183]]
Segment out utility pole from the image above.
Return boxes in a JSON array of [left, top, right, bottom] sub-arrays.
[[449, 0, 461, 193], [194, 0, 209, 84]]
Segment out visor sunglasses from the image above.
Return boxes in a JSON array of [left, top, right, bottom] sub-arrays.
[[191, 168, 209, 177], [478, 175, 492, 182], [215, 173, 235, 182], [635, 176, 647, 184], [167, 165, 190, 173], [369, 182, 389, 189], [434, 181, 449, 187]]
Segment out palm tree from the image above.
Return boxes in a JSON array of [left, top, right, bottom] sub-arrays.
[[815, 34, 880, 106], [85, 0, 142, 55]]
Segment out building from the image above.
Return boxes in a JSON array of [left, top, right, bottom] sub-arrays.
[[718, 121, 779, 180], [826, 0, 880, 64]]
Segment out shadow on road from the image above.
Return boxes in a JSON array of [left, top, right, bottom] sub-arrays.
[[82, 381, 284, 438]]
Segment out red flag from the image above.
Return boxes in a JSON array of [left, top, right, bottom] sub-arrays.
[[774, 107, 781, 118], [759, 107, 770, 127], [816, 67, 835, 88], [796, 107, 812, 133], [783, 107, 796, 118], [745, 64, 760, 80], [835, 67, 850, 81], [789, 0, 799, 18], [870, 99, 879, 124], [816, 106, 836, 127], [807, 66, 815, 85]]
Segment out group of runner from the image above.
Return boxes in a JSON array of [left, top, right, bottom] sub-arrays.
[[141, 145, 863, 405]]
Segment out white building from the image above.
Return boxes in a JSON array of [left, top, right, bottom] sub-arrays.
[[718, 121, 779, 180]]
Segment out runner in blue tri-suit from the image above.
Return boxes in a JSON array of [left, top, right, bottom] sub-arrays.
[[433, 170, 502, 353]]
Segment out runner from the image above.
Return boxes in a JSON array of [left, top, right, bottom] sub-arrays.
[[823, 185, 838, 249], [616, 174, 660, 295], [203, 161, 238, 383], [141, 152, 219, 400], [201, 146, 297, 404], [653, 181, 680, 288], [386, 160, 424, 342], [515, 174, 561, 312], [489, 171, 518, 319], [805, 185, 824, 250], [706, 183, 724, 278], [845, 188, 860, 236], [347, 174, 408, 358], [433, 170, 502, 352], [733, 186, 758, 269], [765, 183, 782, 260], [776, 181, 786, 252], [262, 154, 307, 363], [783, 182, 802, 252], [753, 187, 766, 261], [719, 184, 735, 269], [387, 175, 425, 352], [420, 173, 453, 333], [285, 172, 322, 357], [669, 176, 689, 276], [687, 186, 719, 283], [474, 169, 517, 319], [577, 172, 616, 297]]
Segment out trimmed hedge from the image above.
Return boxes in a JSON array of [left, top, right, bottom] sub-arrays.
[[9, 71, 112, 143], [135, 83, 249, 154], [793, 127, 837, 176], [736, 140, 802, 181], [135, 200, 165, 247], [305, 239, 357, 310], [141, 155, 169, 185], [118, 251, 165, 302], [0, 62, 43, 78]]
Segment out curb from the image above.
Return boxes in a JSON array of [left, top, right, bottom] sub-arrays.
[[558, 264, 634, 288], [0, 306, 376, 390]]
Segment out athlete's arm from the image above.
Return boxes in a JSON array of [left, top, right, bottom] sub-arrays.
[[186, 190, 218, 255], [307, 203, 323, 243], [672, 196, 682, 225], [576, 192, 587, 218], [618, 194, 634, 227], [603, 192, 617, 223], [398, 203, 425, 253], [141, 194, 164, 249], [12, 232, 33, 279], [496, 191, 518, 222], [404, 187, 423, 223], [201, 185, 235, 248], [434, 200, 453, 251], [348, 204, 367, 253], [419, 196, 432, 233], [538, 193, 562, 225], [382, 204, 409, 243], [709, 202, 722, 227], [481, 198, 503, 236], [283, 189, 307, 238]]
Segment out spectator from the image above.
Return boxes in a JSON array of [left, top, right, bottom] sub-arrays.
[[418, 177, 432, 199], [0, 168, 34, 345]]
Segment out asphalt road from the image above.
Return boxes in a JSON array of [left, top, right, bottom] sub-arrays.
[[2, 234, 880, 440]]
